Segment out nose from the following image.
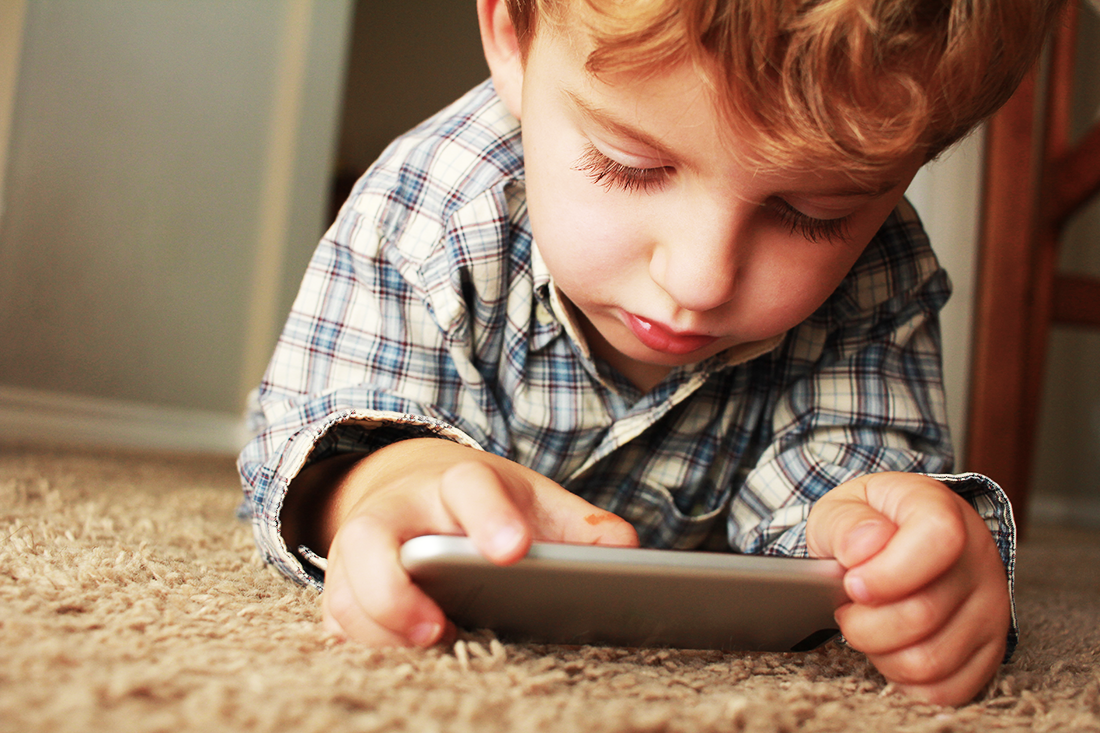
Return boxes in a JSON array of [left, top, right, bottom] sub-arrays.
[[649, 197, 747, 313]]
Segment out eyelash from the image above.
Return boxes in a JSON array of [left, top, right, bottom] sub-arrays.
[[573, 145, 671, 193], [770, 200, 852, 244], [573, 144, 852, 244]]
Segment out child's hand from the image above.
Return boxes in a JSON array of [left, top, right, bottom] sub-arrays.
[[301, 438, 638, 647], [806, 473, 1010, 706]]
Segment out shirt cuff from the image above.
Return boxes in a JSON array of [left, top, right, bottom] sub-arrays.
[[926, 472, 1019, 661], [251, 409, 483, 590]]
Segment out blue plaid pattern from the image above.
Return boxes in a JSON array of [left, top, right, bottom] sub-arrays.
[[237, 80, 1016, 652]]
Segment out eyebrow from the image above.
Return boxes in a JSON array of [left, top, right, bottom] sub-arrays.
[[564, 89, 679, 161], [565, 88, 903, 198]]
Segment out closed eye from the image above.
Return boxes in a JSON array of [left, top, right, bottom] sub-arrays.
[[573, 144, 672, 193], [769, 199, 852, 244]]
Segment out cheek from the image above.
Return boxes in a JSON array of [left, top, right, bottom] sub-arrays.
[[750, 208, 896, 327], [741, 246, 864, 333], [533, 213, 634, 297], [527, 169, 643, 278], [740, 189, 903, 330]]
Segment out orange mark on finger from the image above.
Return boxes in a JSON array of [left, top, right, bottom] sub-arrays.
[[585, 513, 615, 525]]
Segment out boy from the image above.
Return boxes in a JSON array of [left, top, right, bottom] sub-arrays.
[[239, 0, 1065, 706]]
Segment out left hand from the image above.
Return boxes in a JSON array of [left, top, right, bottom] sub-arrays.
[[806, 472, 1011, 706]]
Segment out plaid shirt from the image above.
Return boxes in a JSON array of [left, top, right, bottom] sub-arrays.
[[237, 81, 1016, 648]]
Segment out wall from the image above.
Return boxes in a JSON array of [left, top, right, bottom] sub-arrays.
[[0, 0, 352, 453], [905, 132, 984, 466]]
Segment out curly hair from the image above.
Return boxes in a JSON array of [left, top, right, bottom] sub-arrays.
[[504, 0, 1067, 176]]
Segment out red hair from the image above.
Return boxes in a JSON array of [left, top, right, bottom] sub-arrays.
[[506, 0, 1066, 176]]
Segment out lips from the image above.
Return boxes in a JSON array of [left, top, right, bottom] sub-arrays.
[[624, 312, 718, 355]]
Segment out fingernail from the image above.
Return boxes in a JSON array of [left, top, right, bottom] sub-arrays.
[[846, 573, 871, 604], [491, 525, 524, 556], [410, 622, 441, 647], [848, 521, 881, 546]]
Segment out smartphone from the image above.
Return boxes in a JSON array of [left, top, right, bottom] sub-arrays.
[[400, 535, 848, 652]]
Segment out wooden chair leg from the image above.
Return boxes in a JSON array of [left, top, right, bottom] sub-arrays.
[[966, 69, 1044, 527]]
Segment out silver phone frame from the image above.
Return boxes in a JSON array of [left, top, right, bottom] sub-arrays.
[[401, 535, 848, 652]]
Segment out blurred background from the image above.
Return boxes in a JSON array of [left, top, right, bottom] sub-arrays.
[[0, 0, 1097, 527]]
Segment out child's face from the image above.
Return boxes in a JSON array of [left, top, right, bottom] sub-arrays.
[[518, 21, 923, 390]]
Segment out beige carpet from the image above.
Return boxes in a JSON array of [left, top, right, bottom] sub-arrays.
[[1, 444, 1098, 733]]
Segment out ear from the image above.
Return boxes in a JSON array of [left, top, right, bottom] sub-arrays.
[[477, 0, 524, 120]]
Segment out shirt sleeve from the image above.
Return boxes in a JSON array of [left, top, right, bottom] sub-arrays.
[[237, 198, 491, 589]]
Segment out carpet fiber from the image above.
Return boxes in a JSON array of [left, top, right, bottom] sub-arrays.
[[2, 444, 1098, 732]]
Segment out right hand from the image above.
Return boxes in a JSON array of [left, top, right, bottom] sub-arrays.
[[310, 438, 639, 646]]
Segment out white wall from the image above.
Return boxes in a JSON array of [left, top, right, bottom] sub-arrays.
[[0, 0, 352, 454], [905, 131, 985, 466]]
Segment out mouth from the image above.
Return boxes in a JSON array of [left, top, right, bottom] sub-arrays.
[[623, 312, 719, 356]]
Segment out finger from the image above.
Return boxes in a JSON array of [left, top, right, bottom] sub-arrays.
[[865, 583, 1009, 692], [835, 566, 971, 654], [844, 475, 969, 604], [322, 512, 451, 647], [321, 564, 416, 646], [438, 458, 638, 555], [480, 456, 638, 547], [806, 491, 897, 569], [438, 461, 534, 565], [525, 485, 640, 547], [889, 637, 1007, 706]]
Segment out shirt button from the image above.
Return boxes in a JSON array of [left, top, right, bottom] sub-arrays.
[[536, 302, 557, 326]]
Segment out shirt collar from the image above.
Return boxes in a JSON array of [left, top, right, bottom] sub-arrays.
[[530, 240, 595, 361]]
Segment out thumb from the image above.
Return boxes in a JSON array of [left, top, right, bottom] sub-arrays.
[[807, 486, 897, 570]]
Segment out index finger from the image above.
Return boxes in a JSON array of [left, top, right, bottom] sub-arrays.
[[439, 460, 534, 565], [438, 458, 639, 563]]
